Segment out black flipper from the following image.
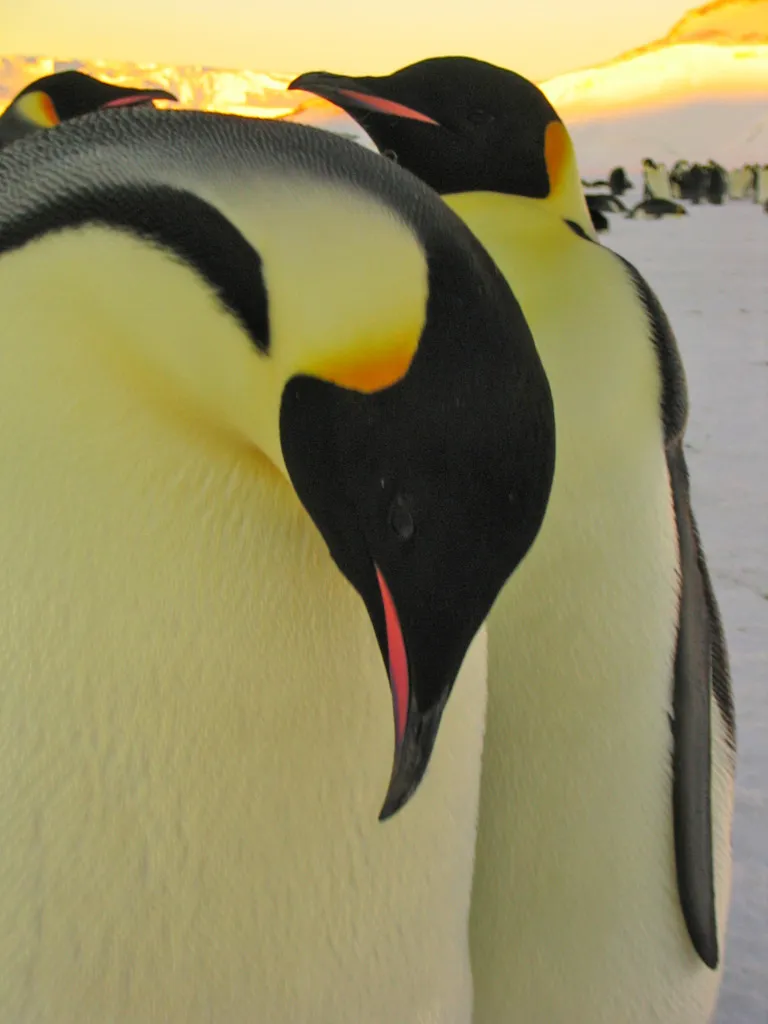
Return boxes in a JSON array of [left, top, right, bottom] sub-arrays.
[[618, 258, 735, 971], [565, 218, 736, 969], [667, 441, 719, 968]]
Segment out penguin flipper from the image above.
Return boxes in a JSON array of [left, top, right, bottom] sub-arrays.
[[614, 256, 736, 970], [666, 441, 721, 969]]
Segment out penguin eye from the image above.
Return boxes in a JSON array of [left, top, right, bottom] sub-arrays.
[[388, 494, 415, 542], [382, 148, 399, 163], [467, 108, 495, 125]]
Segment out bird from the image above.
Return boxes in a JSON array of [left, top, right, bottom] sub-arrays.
[[609, 165, 633, 195], [642, 158, 673, 201], [0, 104, 556, 1022], [629, 197, 689, 220], [587, 203, 609, 232], [586, 192, 628, 214], [0, 69, 176, 148], [289, 55, 737, 1024]]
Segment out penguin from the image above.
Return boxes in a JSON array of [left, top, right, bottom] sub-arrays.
[[705, 161, 726, 205], [629, 197, 689, 220], [727, 165, 751, 200], [289, 59, 596, 241], [693, 164, 709, 203], [289, 56, 737, 1023], [748, 163, 760, 200], [642, 157, 657, 199], [670, 160, 689, 199], [0, 69, 176, 148], [756, 164, 768, 204], [586, 203, 609, 233], [0, 107, 556, 1022], [608, 165, 633, 195], [586, 192, 628, 213], [642, 159, 673, 201]]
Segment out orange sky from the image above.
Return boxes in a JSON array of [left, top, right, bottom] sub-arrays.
[[4, 0, 696, 83]]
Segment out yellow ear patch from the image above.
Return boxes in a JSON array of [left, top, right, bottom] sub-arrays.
[[544, 120, 568, 196], [15, 91, 60, 129], [309, 339, 417, 393]]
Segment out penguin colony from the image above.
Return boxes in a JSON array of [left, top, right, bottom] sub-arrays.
[[0, 57, 737, 1023], [579, 158, 766, 230]]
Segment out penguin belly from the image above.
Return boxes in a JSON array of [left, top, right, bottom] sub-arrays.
[[0, 266, 487, 1023], [445, 198, 734, 1023]]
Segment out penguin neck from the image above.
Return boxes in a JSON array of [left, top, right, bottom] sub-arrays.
[[542, 125, 596, 239], [4, 224, 290, 477], [3, 177, 430, 478], [445, 179, 594, 244], [10, 90, 60, 130]]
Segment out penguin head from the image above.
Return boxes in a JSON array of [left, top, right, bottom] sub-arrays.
[[0, 111, 555, 819], [278, 239, 555, 818], [288, 56, 593, 233], [1, 70, 176, 140]]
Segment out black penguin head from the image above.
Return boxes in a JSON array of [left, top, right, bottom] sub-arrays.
[[289, 56, 566, 199], [8, 70, 176, 127], [279, 237, 555, 819]]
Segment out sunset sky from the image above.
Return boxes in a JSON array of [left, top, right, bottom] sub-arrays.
[[5, 0, 696, 82]]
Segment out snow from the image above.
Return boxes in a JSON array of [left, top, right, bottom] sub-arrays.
[[602, 197, 767, 1023], [567, 97, 768, 179]]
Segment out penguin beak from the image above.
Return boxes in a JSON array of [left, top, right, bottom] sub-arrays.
[[101, 89, 177, 109], [288, 73, 441, 126], [373, 565, 448, 821]]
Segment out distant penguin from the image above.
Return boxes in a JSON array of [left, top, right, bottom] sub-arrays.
[[748, 163, 759, 199], [686, 164, 708, 203], [609, 165, 632, 195], [670, 160, 690, 199], [727, 166, 752, 200], [706, 162, 726, 205], [642, 157, 657, 198], [290, 55, 736, 1024], [0, 70, 176, 148], [756, 165, 768, 204], [629, 197, 688, 220], [588, 205, 609, 232], [587, 192, 627, 213], [644, 160, 673, 201], [585, 193, 618, 232], [0, 107, 556, 1022]]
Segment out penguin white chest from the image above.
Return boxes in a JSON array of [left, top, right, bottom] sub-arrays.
[[457, 216, 732, 1023], [0, 305, 487, 1023]]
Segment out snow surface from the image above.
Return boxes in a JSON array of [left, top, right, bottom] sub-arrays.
[[602, 196, 767, 1023]]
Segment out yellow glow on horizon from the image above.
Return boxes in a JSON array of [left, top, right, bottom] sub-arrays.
[[1, 42, 767, 128]]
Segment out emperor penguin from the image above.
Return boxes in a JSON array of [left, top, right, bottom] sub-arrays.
[[586, 202, 610, 233], [727, 165, 751, 200], [289, 56, 737, 1023], [629, 197, 689, 220], [756, 164, 768, 203], [609, 165, 633, 196], [642, 158, 673, 201], [0, 107, 556, 1022], [0, 69, 176, 148]]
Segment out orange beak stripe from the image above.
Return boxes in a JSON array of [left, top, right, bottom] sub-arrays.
[[334, 88, 440, 126]]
